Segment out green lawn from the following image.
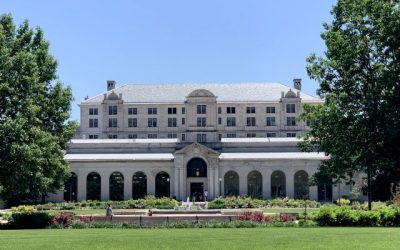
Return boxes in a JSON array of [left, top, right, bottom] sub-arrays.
[[0, 228, 398, 250]]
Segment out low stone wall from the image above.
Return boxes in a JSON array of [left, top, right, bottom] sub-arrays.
[[84, 215, 238, 226]]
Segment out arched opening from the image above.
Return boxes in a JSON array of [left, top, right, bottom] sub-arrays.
[[155, 172, 170, 197], [247, 171, 262, 198], [64, 172, 77, 202], [132, 171, 147, 199], [318, 175, 333, 202], [87, 172, 101, 200], [271, 171, 286, 198], [224, 171, 239, 196], [109, 172, 124, 201], [294, 170, 309, 199], [187, 158, 207, 177]]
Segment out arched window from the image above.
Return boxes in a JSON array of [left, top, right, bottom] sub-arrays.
[[294, 170, 309, 199], [248, 171, 262, 198], [224, 171, 239, 196], [87, 172, 101, 200], [187, 158, 207, 177], [132, 171, 147, 199], [318, 175, 333, 202], [271, 171, 286, 198], [109, 172, 124, 201], [155, 172, 170, 197], [64, 172, 77, 202]]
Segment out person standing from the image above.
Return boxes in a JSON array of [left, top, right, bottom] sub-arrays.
[[106, 204, 113, 221], [204, 190, 208, 201]]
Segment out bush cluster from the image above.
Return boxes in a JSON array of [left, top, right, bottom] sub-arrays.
[[35, 196, 178, 210], [8, 211, 53, 229], [312, 206, 400, 226], [207, 196, 320, 209]]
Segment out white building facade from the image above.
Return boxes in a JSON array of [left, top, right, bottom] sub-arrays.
[[50, 80, 353, 202]]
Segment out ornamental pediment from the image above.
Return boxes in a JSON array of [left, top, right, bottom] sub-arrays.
[[174, 143, 220, 157]]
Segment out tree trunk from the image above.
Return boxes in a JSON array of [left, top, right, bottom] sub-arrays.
[[367, 167, 372, 210]]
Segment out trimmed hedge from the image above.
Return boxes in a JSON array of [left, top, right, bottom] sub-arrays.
[[312, 206, 400, 226], [9, 211, 53, 229], [35, 196, 178, 210], [207, 197, 320, 209]]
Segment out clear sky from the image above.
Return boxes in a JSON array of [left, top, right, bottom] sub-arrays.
[[1, 0, 336, 121]]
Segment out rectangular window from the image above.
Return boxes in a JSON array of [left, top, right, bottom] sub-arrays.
[[148, 118, 157, 127], [89, 118, 98, 128], [197, 117, 206, 127], [108, 105, 118, 115], [108, 118, 118, 127], [218, 107, 222, 114], [89, 108, 98, 115], [227, 107, 236, 114], [226, 117, 236, 127], [218, 134, 222, 141], [168, 118, 177, 127], [266, 133, 276, 138], [246, 107, 256, 113], [227, 133, 236, 138], [197, 133, 207, 143], [266, 106, 276, 113], [128, 134, 137, 139], [128, 107, 137, 115], [108, 134, 117, 139], [181, 134, 186, 141], [128, 118, 137, 127], [148, 107, 157, 115], [181, 107, 186, 114], [168, 107, 177, 114], [88, 134, 98, 139], [266, 117, 276, 126], [287, 132, 296, 137], [168, 133, 177, 138], [218, 117, 222, 125], [286, 117, 296, 126], [247, 133, 256, 138], [246, 117, 256, 126], [286, 104, 296, 113], [197, 105, 206, 114], [182, 118, 186, 125], [148, 134, 158, 139]]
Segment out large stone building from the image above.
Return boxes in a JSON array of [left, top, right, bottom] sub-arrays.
[[50, 80, 355, 202]]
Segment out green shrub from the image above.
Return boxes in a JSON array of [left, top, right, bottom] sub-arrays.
[[10, 211, 52, 229], [336, 198, 351, 206], [357, 210, 381, 226], [11, 205, 36, 212], [207, 196, 225, 209]]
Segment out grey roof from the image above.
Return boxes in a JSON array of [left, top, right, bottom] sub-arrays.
[[64, 152, 328, 162], [221, 137, 302, 143], [82, 83, 321, 104], [65, 153, 174, 162], [70, 139, 179, 144], [219, 152, 329, 160]]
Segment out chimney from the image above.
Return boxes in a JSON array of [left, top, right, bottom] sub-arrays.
[[107, 80, 116, 91], [293, 78, 302, 91]]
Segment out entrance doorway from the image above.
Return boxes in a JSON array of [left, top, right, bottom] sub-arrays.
[[190, 182, 204, 202]]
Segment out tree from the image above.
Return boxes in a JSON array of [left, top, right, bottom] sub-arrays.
[[300, 0, 400, 210], [0, 14, 77, 206]]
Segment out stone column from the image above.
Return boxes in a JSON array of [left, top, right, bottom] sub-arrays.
[[286, 169, 294, 198], [147, 171, 156, 196], [101, 172, 110, 201], [239, 169, 247, 196], [77, 171, 87, 201], [124, 172, 132, 200], [208, 166, 214, 200], [174, 167, 180, 200], [309, 185, 318, 200], [263, 169, 272, 199]]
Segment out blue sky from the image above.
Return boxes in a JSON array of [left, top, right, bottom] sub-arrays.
[[1, 0, 336, 121]]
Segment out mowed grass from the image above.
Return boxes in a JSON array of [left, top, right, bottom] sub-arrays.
[[0, 228, 399, 250]]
